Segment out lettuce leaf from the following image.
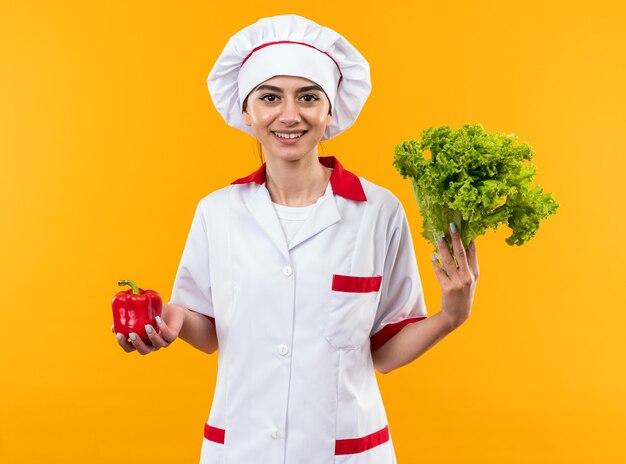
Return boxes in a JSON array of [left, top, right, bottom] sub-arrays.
[[393, 124, 559, 254]]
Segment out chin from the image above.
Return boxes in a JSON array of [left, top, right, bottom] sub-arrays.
[[266, 145, 319, 162]]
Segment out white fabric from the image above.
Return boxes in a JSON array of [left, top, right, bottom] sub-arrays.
[[272, 202, 315, 246], [271, 182, 330, 246], [238, 42, 341, 114], [207, 14, 371, 140], [168, 169, 427, 464]]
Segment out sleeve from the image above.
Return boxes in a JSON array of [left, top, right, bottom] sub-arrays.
[[369, 201, 428, 352], [168, 200, 215, 326]]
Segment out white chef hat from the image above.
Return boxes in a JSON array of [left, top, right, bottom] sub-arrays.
[[207, 14, 371, 140]]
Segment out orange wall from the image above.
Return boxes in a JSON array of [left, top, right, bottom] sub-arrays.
[[1, 0, 624, 462]]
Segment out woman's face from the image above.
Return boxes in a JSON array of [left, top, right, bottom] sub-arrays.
[[242, 75, 332, 163]]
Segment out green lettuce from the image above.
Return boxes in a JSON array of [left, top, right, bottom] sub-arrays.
[[393, 124, 559, 254]]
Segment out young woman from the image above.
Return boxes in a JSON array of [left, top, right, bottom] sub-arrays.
[[114, 14, 479, 464]]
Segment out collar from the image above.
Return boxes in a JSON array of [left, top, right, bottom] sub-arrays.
[[230, 156, 367, 202]]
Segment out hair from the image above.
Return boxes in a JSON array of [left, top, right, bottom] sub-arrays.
[[255, 139, 264, 164]]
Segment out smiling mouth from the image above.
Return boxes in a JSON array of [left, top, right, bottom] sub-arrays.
[[272, 131, 307, 139]]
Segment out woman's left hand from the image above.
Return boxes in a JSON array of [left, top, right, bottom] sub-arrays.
[[431, 223, 480, 330]]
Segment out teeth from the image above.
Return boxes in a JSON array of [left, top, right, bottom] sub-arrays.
[[274, 131, 304, 139]]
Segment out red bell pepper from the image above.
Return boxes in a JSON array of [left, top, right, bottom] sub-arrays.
[[112, 280, 162, 342]]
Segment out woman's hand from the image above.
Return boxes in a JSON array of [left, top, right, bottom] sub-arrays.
[[113, 304, 186, 355], [431, 223, 480, 330]]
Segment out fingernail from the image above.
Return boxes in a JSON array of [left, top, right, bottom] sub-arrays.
[[431, 253, 437, 261], [116, 333, 123, 342], [129, 333, 137, 342], [145, 324, 153, 335], [437, 236, 444, 243], [449, 222, 457, 233], [156, 316, 163, 325]]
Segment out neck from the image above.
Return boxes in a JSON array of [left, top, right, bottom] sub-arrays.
[[265, 155, 332, 206]]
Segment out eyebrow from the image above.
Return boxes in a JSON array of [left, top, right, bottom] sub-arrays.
[[254, 84, 325, 93]]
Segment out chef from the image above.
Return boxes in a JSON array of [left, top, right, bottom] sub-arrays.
[[114, 14, 479, 464]]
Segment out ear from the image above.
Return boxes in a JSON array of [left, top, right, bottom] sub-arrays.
[[324, 111, 332, 130], [324, 97, 333, 128], [242, 108, 252, 127]]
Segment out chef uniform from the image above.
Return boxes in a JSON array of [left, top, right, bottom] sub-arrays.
[[168, 15, 429, 464]]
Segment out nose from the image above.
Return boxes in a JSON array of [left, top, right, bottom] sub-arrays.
[[278, 98, 301, 125]]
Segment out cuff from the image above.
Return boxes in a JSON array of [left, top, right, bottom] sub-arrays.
[[370, 316, 427, 352]]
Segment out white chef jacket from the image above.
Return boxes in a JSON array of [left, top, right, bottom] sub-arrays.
[[169, 156, 428, 464]]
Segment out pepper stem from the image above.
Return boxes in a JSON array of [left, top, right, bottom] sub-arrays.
[[118, 280, 140, 295]]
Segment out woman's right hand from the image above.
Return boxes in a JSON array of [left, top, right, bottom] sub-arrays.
[[114, 303, 187, 355]]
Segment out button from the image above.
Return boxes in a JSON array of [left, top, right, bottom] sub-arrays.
[[278, 344, 289, 356], [282, 266, 293, 276], [271, 429, 280, 439]]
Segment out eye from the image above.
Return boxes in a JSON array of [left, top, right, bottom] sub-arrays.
[[300, 94, 320, 103], [260, 94, 279, 102]]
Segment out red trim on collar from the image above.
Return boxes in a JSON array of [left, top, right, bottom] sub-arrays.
[[231, 156, 367, 202]]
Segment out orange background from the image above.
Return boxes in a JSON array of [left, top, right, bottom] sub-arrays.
[[1, 0, 624, 462]]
